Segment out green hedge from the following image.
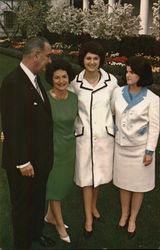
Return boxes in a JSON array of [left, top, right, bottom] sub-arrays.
[[99, 35, 160, 57], [46, 32, 160, 57], [1, 33, 160, 59], [1, 32, 160, 58]]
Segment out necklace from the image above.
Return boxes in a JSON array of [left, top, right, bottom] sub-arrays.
[[84, 71, 100, 87], [50, 89, 68, 100]]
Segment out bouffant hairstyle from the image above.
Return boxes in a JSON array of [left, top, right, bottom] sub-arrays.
[[126, 56, 153, 86], [45, 58, 73, 86], [79, 41, 105, 69]]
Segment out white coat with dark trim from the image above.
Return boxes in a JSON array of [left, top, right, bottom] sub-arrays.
[[69, 68, 118, 187]]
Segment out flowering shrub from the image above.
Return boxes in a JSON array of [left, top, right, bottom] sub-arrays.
[[46, 0, 141, 41], [83, 1, 141, 40], [82, 1, 111, 39], [17, 1, 48, 38], [108, 2, 141, 39], [46, 5, 85, 35], [106, 55, 127, 66], [151, 0, 160, 41]]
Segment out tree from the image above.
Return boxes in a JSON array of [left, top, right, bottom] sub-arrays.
[[46, 4, 85, 36], [16, 0, 51, 39], [0, 0, 51, 42], [151, 0, 160, 41], [46, 0, 141, 41]]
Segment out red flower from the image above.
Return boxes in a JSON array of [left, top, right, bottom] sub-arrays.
[[52, 49, 63, 55], [106, 56, 127, 63], [12, 41, 25, 49]]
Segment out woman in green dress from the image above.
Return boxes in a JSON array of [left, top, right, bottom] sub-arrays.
[[44, 59, 78, 243]]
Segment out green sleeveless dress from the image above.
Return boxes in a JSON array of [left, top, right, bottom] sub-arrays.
[[46, 91, 78, 200]]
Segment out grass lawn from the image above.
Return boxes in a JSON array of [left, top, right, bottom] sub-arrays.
[[0, 54, 160, 249]]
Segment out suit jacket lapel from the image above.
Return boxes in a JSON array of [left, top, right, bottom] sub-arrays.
[[17, 66, 51, 114], [77, 69, 110, 92], [122, 85, 147, 111]]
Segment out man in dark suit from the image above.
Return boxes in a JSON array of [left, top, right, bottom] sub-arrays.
[[0, 37, 55, 250]]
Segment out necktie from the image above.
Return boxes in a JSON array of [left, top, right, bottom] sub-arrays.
[[34, 76, 44, 101]]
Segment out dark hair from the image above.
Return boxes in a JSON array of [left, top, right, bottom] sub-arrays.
[[23, 37, 50, 56], [126, 56, 153, 86], [45, 58, 73, 86], [79, 41, 105, 68]]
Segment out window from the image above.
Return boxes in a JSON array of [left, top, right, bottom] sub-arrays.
[[73, 0, 94, 9], [74, 0, 83, 8], [4, 11, 16, 29]]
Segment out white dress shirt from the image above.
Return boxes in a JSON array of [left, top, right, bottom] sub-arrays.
[[16, 62, 37, 169]]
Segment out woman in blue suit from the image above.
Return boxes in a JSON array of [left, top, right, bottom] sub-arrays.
[[112, 56, 159, 237]]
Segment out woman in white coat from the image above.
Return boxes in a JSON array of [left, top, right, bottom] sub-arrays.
[[112, 56, 159, 238], [69, 41, 118, 237]]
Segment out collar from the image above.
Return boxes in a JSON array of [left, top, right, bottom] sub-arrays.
[[76, 68, 110, 92], [20, 62, 36, 87], [122, 85, 147, 110]]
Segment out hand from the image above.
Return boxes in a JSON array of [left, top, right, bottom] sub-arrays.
[[0, 132, 5, 142], [143, 154, 152, 166], [20, 163, 35, 178]]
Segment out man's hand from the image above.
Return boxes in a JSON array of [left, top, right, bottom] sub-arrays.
[[143, 154, 152, 166], [20, 163, 35, 177]]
